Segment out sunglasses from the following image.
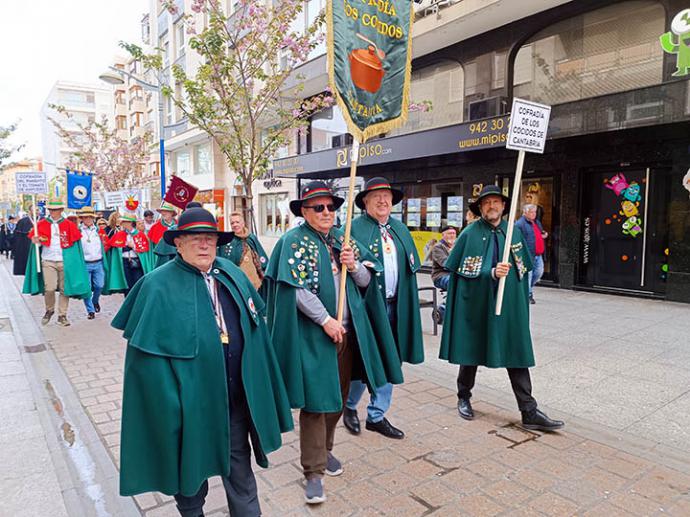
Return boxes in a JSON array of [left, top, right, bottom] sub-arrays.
[[303, 203, 336, 213]]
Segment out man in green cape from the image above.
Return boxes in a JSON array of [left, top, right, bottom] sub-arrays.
[[108, 213, 154, 294], [265, 181, 403, 505], [344, 177, 424, 440], [439, 185, 564, 432], [219, 210, 268, 299], [24, 197, 91, 326], [112, 207, 293, 516]]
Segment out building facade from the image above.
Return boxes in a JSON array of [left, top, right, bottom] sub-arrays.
[[40, 81, 113, 180], [272, 0, 690, 303], [0, 158, 43, 217]]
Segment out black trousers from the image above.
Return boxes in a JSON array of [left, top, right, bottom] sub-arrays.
[[173, 401, 260, 517], [456, 365, 537, 412], [122, 258, 143, 295]]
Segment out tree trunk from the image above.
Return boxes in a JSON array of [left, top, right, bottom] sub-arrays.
[[243, 177, 257, 234]]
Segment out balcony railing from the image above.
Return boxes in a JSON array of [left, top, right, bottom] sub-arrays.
[[414, 0, 462, 19]]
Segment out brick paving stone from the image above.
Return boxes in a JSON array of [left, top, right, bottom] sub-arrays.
[[440, 468, 487, 494], [333, 478, 390, 510], [480, 478, 535, 508], [525, 492, 579, 516], [628, 467, 690, 506], [466, 458, 515, 482], [397, 458, 443, 480], [583, 501, 636, 517], [371, 470, 417, 494], [533, 456, 585, 481], [507, 469, 557, 492], [608, 491, 669, 515], [598, 455, 650, 480], [260, 462, 303, 489], [145, 502, 179, 517], [455, 493, 505, 516], [410, 478, 459, 507], [362, 449, 407, 471], [550, 477, 606, 507], [134, 493, 159, 511], [367, 494, 428, 517], [263, 485, 306, 514]]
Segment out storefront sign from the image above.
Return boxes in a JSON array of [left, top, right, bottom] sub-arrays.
[[506, 98, 551, 154], [660, 9, 690, 78], [273, 115, 510, 176], [15, 172, 48, 195]]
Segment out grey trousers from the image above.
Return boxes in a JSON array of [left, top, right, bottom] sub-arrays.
[[174, 402, 260, 517]]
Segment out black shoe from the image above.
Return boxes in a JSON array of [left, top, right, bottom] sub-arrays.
[[94, 303, 101, 313], [343, 407, 360, 435], [365, 418, 404, 439], [521, 409, 564, 432], [87, 312, 95, 320], [457, 398, 474, 420], [529, 295, 536, 305]]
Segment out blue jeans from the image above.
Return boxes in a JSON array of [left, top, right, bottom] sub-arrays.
[[346, 299, 396, 423], [83, 261, 105, 314], [433, 275, 450, 321], [528, 255, 544, 297]]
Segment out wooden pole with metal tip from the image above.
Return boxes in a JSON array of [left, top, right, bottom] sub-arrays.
[[337, 139, 360, 323], [32, 194, 41, 274], [495, 149, 525, 316]]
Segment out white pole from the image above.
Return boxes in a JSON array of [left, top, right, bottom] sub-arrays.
[[495, 149, 525, 316], [32, 194, 41, 274]]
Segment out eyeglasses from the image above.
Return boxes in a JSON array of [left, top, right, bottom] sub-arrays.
[[302, 204, 336, 213]]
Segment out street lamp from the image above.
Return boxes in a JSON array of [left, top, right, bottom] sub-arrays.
[[99, 66, 167, 200]]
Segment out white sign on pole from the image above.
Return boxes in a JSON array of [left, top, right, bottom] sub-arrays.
[[103, 191, 125, 207], [15, 172, 48, 195], [506, 98, 551, 154]]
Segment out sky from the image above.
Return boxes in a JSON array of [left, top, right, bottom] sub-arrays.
[[0, 0, 145, 161]]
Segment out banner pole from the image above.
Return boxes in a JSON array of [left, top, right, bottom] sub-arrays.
[[336, 138, 360, 323], [495, 149, 525, 316], [32, 194, 41, 274]]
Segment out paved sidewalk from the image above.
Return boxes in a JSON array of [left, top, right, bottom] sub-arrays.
[[5, 259, 690, 516]]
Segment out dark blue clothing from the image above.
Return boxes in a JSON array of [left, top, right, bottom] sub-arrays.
[[515, 216, 544, 261], [218, 283, 245, 407]]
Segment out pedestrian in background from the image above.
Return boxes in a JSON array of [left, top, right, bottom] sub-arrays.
[[12, 209, 34, 276], [430, 225, 458, 324], [515, 203, 547, 304], [143, 209, 155, 233], [106, 211, 120, 238]]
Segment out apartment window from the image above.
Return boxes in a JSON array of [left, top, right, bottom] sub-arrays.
[[159, 35, 170, 66], [175, 22, 185, 58], [492, 51, 507, 90], [512, 1, 665, 105], [115, 91, 125, 105], [389, 60, 465, 137], [309, 105, 349, 152], [165, 95, 173, 125], [130, 112, 142, 127], [176, 151, 191, 175], [116, 116, 127, 130], [195, 143, 211, 175], [260, 192, 291, 237]]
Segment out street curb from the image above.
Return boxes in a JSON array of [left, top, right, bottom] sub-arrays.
[[1, 263, 141, 517]]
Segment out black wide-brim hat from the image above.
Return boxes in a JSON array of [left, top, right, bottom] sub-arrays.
[[354, 177, 404, 210], [289, 180, 345, 217], [469, 185, 511, 216], [163, 207, 234, 246]]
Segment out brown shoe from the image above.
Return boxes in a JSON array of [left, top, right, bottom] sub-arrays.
[[41, 311, 54, 325], [87, 312, 95, 320], [57, 316, 71, 327]]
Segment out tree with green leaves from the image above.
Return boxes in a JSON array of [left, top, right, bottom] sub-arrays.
[[0, 122, 23, 167]]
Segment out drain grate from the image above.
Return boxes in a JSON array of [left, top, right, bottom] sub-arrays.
[[0, 318, 12, 332]]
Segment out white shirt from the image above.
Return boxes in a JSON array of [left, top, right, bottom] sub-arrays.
[[122, 232, 136, 258], [80, 224, 102, 262], [41, 220, 63, 262], [380, 221, 399, 299]]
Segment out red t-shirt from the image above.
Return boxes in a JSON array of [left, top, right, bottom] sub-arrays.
[[532, 222, 545, 256]]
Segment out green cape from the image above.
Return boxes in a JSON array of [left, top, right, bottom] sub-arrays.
[[22, 242, 91, 299], [101, 247, 129, 295], [265, 224, 403, 413], [153, 238, 177, 269], [439, 218, 535, 368], [351, 214, 424, 364], [112, 256, 293, 497]]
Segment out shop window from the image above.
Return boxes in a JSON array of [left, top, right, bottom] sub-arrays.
[[389, 60, 465, 137], [260, 192, 291, 237], [512, 1, 665, 106], [195, 143, 211, 175]]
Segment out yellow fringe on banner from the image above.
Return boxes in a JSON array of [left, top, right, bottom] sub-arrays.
[[326, 0, 414, 144]]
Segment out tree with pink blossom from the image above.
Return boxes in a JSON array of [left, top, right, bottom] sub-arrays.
[[123, 0, 332, 229], [47, 105, 153, 192]]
